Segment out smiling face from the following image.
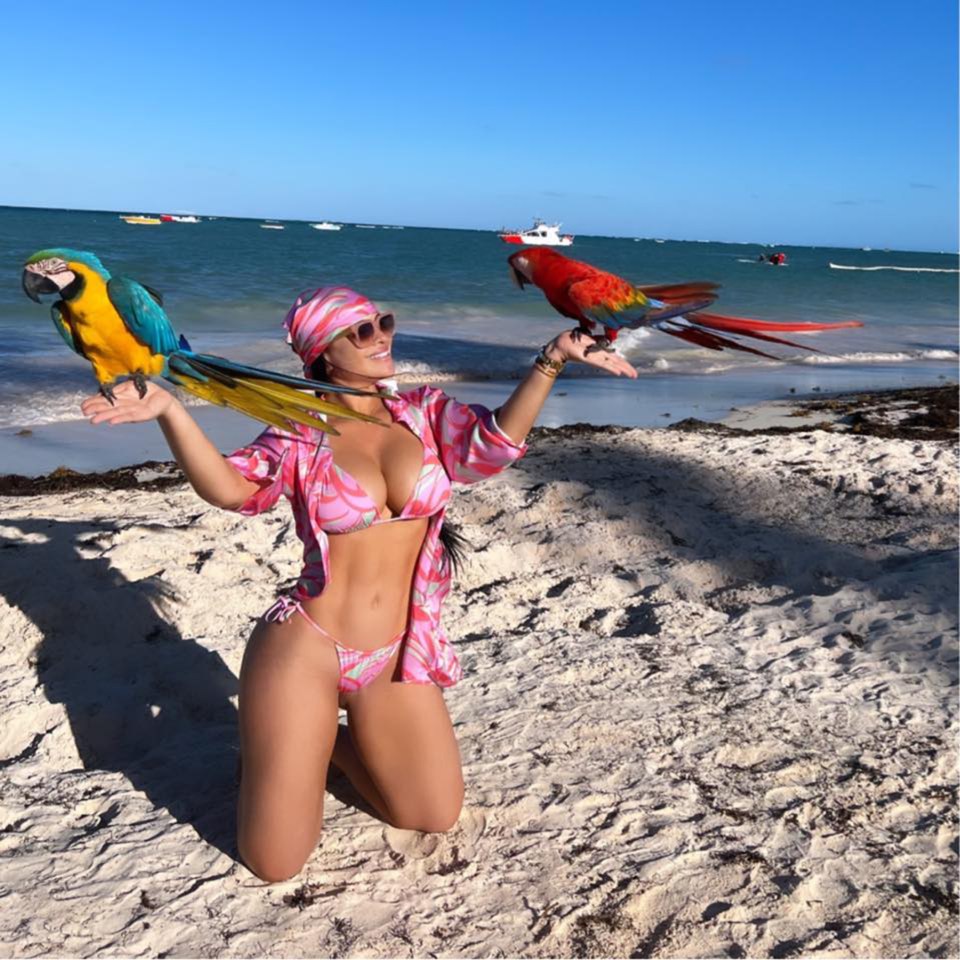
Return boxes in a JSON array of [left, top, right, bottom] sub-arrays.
[[320, 313, 397, 385]]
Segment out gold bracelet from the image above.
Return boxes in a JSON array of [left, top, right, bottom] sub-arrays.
[[535, 345, 566, 377], [533, 358, 560, 379]]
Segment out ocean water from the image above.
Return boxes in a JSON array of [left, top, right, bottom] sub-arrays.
[[1, 205, 956, 432]]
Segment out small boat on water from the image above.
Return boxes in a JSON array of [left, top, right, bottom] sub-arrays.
[[498, 218, 573, 246], [310, 222, 342, 231], [160, 214, 200, 223], [260, 221, 285, 230], [120, 215, 162, 225], [355, 224, 377, 229]]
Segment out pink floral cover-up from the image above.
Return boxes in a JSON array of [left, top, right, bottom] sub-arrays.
[[224, 384, 527, 687]]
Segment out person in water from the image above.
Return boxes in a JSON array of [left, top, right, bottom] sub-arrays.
[[80, 285, 636, 882]]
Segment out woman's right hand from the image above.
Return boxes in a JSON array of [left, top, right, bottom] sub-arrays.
[[81, 379, 177, 426]]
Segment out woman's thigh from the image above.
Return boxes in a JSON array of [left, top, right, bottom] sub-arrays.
[[237, 614, 341, 882], [344, 653, 464, 833]]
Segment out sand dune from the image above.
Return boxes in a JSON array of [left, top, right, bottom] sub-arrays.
[[0, 412, 956, 957]]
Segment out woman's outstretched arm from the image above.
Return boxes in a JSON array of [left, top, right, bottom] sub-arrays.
[[81, 380, 261, 509], [495, 329, 637, 445]]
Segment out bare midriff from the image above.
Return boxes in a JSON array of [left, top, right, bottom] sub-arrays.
[[292, 407, 433, 651], [299, 517, 428, 650]]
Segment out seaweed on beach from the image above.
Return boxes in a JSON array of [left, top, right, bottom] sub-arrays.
[[529, 422, 632, 441], [801, 385, 958, 440], [670, 385, 958, 441], [0, 460, 184, 496]]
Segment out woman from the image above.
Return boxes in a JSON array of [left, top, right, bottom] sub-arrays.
[[81, 285, 636, 882]]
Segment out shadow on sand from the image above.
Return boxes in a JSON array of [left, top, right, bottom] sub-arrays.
[[0, 517, 240, 857], [517, 421, 958, 678]]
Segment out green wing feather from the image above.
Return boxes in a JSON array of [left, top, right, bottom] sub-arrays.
[[50, 302, 85, 356], [106, 276, 180, 355]]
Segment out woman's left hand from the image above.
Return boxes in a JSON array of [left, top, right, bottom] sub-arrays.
[[546, 329, 638, 379]]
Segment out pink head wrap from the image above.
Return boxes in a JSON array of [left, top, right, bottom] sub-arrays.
[[283, 286, 380, 374]]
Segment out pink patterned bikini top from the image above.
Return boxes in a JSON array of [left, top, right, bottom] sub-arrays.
[[317, 437, 452, 534], [225, 384, 529, 689]]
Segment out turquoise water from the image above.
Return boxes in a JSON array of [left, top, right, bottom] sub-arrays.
[[1, 205, 956, 431]]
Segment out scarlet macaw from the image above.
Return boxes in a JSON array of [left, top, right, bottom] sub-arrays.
[[22, 248, 379, 434], [508, 248, 863, 357]]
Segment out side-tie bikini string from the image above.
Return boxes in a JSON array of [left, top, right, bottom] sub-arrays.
[[264, 595, 337, 641], [262, 595, 404, 694]]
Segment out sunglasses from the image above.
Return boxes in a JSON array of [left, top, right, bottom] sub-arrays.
[[337, 313, 395, 348]]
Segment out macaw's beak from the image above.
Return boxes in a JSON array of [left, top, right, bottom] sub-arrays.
[[509, 265, 527, 289], [22, 268, 60, 302]]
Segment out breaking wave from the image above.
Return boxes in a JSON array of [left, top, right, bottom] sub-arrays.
[[829, 263, 959, 274], [800, 348, 959, 365]]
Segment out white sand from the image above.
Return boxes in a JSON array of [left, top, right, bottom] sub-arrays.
[[0, 424, 956, 957]]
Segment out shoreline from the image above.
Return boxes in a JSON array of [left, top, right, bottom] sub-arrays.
[[1, 384, 955, 495], [0, 368, 955, 481]]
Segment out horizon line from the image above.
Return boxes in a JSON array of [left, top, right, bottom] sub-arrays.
[[1, 202, 956, 256]]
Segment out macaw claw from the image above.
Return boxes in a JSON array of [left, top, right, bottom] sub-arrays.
[[99, 382, 117, 405], [132, 372, 148, 399], [584, 338, 615, 356], [571, 326, 614, 355]]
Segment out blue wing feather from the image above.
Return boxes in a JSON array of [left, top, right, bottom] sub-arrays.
[[106, 276, 180, 355]]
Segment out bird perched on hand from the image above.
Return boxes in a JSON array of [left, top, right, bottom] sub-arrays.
[[508, 248, 863, 358], [22, 248, 380, 434]]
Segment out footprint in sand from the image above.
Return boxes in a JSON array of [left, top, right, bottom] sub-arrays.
[[384, 807, 487, 861]]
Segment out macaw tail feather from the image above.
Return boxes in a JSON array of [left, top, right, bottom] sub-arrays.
[[166, 353, 382, 434], [186, 351, 371, 395], [654, 309, 864, 360], [657, 322, 782, 360], [687, 311, 864, 333], [681, 314, 826, 353], [637, 282, 720, 304]]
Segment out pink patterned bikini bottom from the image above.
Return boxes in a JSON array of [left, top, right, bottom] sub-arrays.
[[264, 596, 403, 694]]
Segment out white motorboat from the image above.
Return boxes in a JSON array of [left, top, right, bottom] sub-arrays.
[[260, 221, 285, 230], [498, 218, 573, 246], [310, 222, 342, 231]]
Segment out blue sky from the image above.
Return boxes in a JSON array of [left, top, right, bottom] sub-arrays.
[[1, 0, 956, 250]]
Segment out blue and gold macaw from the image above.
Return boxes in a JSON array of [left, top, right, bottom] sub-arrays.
[[22, 248, 378, 434]]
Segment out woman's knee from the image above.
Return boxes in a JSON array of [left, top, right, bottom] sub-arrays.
[[391, 787, 464, 833], [237, 825, 317, 883]]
